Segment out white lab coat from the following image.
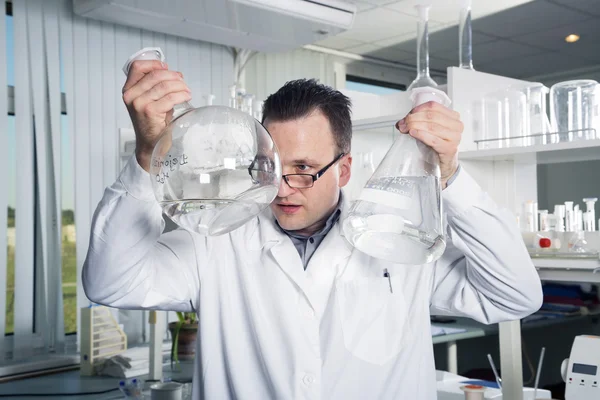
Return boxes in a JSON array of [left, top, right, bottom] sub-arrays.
[[83, 156, 543, 400]]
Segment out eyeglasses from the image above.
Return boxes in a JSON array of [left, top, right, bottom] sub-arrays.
[[248, 153, 346, 189]]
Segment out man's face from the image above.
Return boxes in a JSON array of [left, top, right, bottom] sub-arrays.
[[265, 109, 352, 236]]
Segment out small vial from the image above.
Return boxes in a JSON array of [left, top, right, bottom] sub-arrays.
[[538, 210, 549, 231]]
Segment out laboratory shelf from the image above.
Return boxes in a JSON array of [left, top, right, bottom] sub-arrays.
[[532, 256, 600, 283], [459, 137, 600, 164], [352, 114, 403, 132]]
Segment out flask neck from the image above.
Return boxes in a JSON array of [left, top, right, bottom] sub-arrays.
[[415, 5, 431, 80], [459, 6, 474, 70], [173, 101, 195, 119]]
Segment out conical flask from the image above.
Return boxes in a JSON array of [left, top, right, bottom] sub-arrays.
[[459, 0, 475, 70], [407, 5, 437, 91], [122, 48, 282, 236], [342, 87, 451, 264]]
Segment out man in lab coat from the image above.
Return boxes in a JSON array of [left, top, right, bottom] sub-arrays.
[[83, 60, 543, 399]]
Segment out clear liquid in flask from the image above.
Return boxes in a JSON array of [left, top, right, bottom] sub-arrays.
[[343, 176, 445, 264], [161, 184, 278, 236]]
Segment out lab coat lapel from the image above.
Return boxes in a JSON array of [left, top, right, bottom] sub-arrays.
[[251, 210, 312, 305]]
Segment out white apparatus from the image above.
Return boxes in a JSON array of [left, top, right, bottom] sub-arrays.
[[554, 205, 566, 232], [538, 210, 549, 231], [561, 335, 600, 400], [458, 0, 474, 70], [407, 5, 437, 90], [342, 87, 449, 265], [583, 197, 597, 231], [123, 48, 282, 236]]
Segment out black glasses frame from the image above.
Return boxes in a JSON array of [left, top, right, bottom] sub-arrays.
[[248, 153, 346, 188], [281, 153, 346, 189]]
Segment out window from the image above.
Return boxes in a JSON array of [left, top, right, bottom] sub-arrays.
[[345, 75, 405, 95], [6, 116, 15, 335], [4, 1, 76, 339], [61, 113, 76, 335], [5, 6, 14, 336]]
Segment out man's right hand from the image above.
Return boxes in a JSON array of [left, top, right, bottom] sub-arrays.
[[122, 60, 192, 171]]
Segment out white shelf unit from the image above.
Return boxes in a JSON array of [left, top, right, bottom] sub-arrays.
[[460, 138, 600, 164]]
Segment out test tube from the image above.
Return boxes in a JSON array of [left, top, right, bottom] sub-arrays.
[[564, 201, 574, 231], [523, 201, 535, 232], [554, 205, 565, 232], [532, 201, 539, 231], [538, 210, 549, 231], [583, 198, 597, 231]]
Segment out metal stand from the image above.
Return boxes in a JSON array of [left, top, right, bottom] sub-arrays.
[[148, 310, 166, 381], [499, 320, 523, 400]]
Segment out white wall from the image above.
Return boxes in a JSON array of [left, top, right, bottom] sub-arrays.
[[242, 48, 338, 101]]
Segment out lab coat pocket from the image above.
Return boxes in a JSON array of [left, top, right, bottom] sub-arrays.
[[336, 277, 410, 365]]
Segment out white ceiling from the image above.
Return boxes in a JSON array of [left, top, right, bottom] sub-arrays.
[[317, 0, 534, 54], [316, 0, 600, 80]]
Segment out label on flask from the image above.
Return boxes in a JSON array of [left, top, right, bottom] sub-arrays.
[[358, 177, 415, 209]]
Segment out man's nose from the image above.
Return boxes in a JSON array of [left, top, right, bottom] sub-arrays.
[[277, 178, 296, 198]]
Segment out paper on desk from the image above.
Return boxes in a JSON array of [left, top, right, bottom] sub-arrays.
[[431, 325, 467, 337]]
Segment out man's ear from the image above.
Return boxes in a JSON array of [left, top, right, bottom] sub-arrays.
[[339, 154, 352, 188]]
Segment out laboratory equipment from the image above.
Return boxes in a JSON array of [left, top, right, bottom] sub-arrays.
[[436, 370, 553, 399], [550, 79, 600, 141], [564, 201, 574, 232], [478, 88, 528, 149], [533, 347, 546, 400], [553, 205, 565, 232], [521, 201, 537, 232], [487, 354, 503, 390], [407, 5, 437, 90], [123, 48, 282, 236], [515, 83, 552, 145], [150, 382, 183, 400], [458, 0, 474, 70], [568, 231, 594, 253], [342, 87, 449, 264], [538, 210, 549, 231], [583, 197, 597, 231], [461, 385, 485, 400], [561, 335, 600, 400]]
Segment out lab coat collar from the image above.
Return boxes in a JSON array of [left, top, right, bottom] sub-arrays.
[[248, 189, 353, 251]]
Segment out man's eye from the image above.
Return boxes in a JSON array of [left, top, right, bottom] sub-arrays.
[[297, 165, 310, 172]]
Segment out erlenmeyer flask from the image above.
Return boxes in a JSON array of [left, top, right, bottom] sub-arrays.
[[459, 0, 475, 70], [407, 5, 437, 90], [342, 87, 450, 264], [122, 48, 282, 236]]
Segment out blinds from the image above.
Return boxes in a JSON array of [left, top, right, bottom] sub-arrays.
[[3, 0, 234, 364]]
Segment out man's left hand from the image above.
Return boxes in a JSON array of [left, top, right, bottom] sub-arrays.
[[396, 101, 463, 189]]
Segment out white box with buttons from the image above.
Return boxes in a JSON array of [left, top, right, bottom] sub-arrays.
[[562, 335, 600, 400]]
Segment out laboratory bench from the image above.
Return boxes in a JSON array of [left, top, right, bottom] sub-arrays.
[[0, 361, 194, 399], [432, 311, 600, 375]]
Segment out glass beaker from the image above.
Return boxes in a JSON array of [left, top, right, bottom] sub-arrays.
[[480, 88, 528, 148], [458, 0, 474, 70], [123, 48, 282, 236], [516, 82, 552, 145], [342, 87, 449, 265], [550, 79, 600, 141], [407, 5, 437, 90]]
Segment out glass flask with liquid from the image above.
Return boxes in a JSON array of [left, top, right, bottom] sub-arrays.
[[342, 87, 450, 264], [122, 48, 282, 236]]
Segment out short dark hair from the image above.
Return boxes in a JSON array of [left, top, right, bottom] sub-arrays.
[[262, 79, 352, 154]]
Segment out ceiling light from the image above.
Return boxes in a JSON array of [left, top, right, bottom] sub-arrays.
[[565, 34, 580, 43]]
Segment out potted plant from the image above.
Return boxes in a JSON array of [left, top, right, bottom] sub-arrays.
[[168, 311, 198, 367]]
